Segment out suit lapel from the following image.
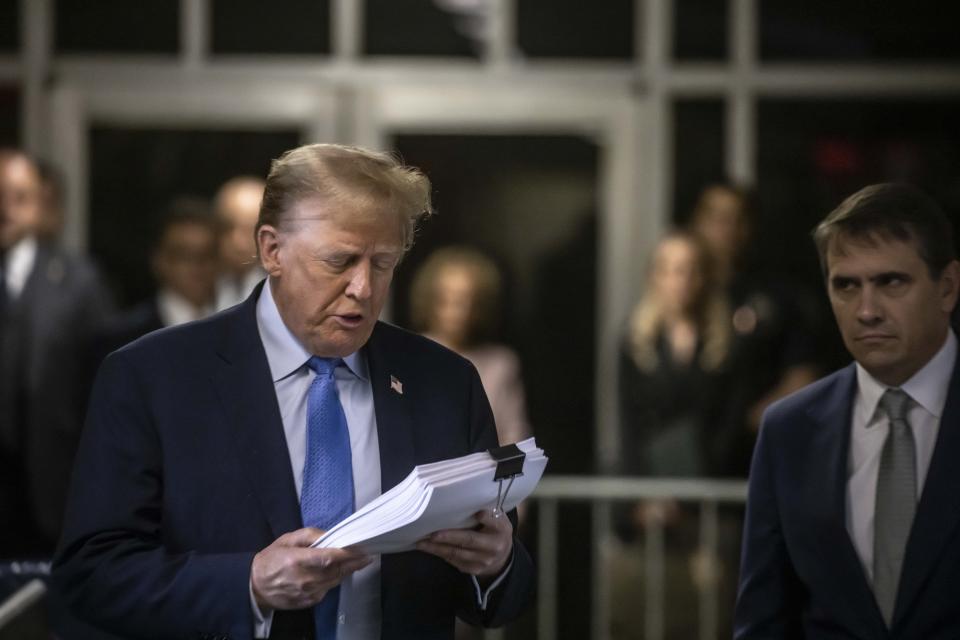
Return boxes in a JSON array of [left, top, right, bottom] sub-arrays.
[[211, 285, 302, 538], [894, 357, 960, 626], [365, 323, 416, 494], [806, 366, 888, 636]]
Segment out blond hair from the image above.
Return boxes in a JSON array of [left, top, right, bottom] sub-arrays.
[[257, 143, 433, 251], [410, 246, 502, 345], [628, 231, 731, 372]]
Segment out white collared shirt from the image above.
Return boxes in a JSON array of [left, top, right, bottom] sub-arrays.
[[2, 235, 37, 300], [846, 330, 957, 582], [254, 278, 382, 640], [215, 266, 266, 311], [251, 279, 510, 637], [156, 289, 214, 328]]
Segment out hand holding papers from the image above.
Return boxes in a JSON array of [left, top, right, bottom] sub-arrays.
[[310, 438, 548, 554]]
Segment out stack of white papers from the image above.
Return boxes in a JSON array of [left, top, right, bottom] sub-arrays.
[[310, 438, 548, 554]]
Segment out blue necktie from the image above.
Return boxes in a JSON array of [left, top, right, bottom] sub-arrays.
[[301, 357, 355, 639]]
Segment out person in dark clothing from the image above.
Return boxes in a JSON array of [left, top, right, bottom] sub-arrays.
[[94, 198, 219, 362], [613, 230, 734, 640], [0, 149, 112, 556], [688, 182, 821, 476], [619, 231, 731, 477]]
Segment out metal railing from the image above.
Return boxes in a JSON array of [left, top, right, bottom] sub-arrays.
[[527, 476, 748, 640]]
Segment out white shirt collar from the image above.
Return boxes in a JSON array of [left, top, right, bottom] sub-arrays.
[[255, 278, 367, 383], [855, 329, 957, 422], [156, 288, 214, 328], [4, 234, 37, 298]]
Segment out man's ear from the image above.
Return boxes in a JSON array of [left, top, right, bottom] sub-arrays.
[[938, 259, 960, 314], [257, 225, 282, 277]]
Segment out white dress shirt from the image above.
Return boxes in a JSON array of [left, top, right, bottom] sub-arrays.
[[216, 266, 266, 311], [254, 278, 383, 640], [846, 330, 957, 582], [251, 279, 511, 638], [156, 289, 214, 328], [2, 235, 37, 300]]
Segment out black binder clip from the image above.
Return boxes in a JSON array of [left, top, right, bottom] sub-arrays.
[[488, 444, 526, 514]]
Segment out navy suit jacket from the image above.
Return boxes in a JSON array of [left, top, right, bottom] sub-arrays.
[[52, 285, 535, 640], [734, 362, 960, 639]]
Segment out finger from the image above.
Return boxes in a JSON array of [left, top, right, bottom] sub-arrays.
[[276, 527, 327, 548], [417, 539, 481, 565], [430, 528, 498, 553], [475, 509, 513, 532], [308, 556, 374, 596], [336, 555, 375, 577], [301, 546, 370, 570]]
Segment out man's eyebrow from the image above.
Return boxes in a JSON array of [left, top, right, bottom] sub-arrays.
[[830, 274, 859, 283], [868, 271, 911, 282]]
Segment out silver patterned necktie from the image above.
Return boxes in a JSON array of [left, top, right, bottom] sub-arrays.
[[873, 388, 916, 628]]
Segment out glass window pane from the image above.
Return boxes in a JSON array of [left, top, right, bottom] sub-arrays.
[[674, 0, 728, 61], [55, 0, 179, 54], [88, 127, 300, 306], [760, 3, 960, 61], [0, 85, 18, 146], [0, 0, 19, 52], [517, 0, 634, 59], [211, 0, 330, 55], [673, 98, 725, 223], [364, 0, 479, 58]]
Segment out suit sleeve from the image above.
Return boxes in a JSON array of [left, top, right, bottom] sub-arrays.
[[455, 364, 536, 628], [52, 351, 257, 640], [733, 413, 804, 639]]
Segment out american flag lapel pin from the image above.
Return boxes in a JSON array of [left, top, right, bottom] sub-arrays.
[[390, 375, 403, 395]]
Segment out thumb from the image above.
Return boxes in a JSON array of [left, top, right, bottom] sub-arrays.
[[277, 527, 326, 548]]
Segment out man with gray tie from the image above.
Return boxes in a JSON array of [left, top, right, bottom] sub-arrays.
[[54, 144, 534, 639], [735, 183, 960, 639]]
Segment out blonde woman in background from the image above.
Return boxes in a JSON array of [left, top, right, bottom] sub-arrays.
[[612, 230, 735, 640], [619, 230, 731, 478], [411, 246, 532, 447]]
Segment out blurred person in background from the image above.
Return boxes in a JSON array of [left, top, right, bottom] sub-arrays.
[[688, 182, 820, 476], [35, 160, 65, 244], [0, 148, 112, 557], [215, 175, 266, 311], [410, 246, 533, 448], [95, 197, 219, 360], [612, 230, 734, 639]]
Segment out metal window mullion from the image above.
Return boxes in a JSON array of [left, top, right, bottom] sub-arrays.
[[484, 0, 513, 70], [538, 499, 559, 640], [591, 500, 612, 640], [180, 0, 208, 70], [644, 515, 666, 640], [332, 0, 362, 62], [21, 0, 51, 155], [698, 500, 720, 640], [726, 0, 756, 185]]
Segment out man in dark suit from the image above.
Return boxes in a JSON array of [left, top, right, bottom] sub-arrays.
[[735, 183, 960, 639], [53, 144, 534, 640], [94, 197, 220, 362], [0, 149, 111, 556]]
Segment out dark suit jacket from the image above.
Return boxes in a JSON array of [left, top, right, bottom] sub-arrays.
[[52, 284, 535, 640], [734, 362, 960, 639], [93, 298, 164, 362], [0, 241, 111, 550]]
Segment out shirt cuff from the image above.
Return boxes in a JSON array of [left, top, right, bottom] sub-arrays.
[[470, 556, 514, 611], [250, 580, 275, 638]]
